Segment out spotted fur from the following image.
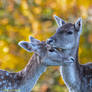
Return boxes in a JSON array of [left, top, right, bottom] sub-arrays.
[[0, 38, 74, 92]]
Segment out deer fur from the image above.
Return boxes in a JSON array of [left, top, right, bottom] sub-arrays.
[[0, 54, 46, 92], [47, 15, 92, 92], [0, 36, 74, 92]]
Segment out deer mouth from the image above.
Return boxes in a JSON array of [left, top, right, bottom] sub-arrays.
[[55, 48, 62, 52], [47, 45, 62, 52], [49, 48, 62, 52]]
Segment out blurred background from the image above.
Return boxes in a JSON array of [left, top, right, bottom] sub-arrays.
[[0, 0, 92, 92]]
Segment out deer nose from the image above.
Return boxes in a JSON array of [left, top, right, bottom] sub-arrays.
[[46, 39, 54, 44]]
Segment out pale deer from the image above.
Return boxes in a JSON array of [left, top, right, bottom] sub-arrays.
[[47, 15, 92, 92], [0, 36, 74, 92]]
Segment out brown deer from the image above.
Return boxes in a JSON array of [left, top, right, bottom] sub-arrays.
[[47, 15, 92, 92], [0, 36, 74, 92]]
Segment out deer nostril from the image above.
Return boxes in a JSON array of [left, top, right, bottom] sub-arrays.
[[46, 39, 54, 44]]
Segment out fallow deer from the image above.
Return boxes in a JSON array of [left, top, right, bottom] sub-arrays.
[[47, 15, 92, 92], [0, 36, 74, 92]]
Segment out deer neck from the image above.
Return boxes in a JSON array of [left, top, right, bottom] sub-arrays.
[[60, 62, 81, 92], [18, 54, 47, 92], [60, 43, 81, 91]]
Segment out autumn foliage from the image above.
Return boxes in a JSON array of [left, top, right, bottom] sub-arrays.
[[0, 0, 92, 92]]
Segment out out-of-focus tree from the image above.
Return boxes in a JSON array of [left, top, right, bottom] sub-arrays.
[[0, 0, 92, 92]]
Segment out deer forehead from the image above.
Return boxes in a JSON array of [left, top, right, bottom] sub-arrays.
[[58, 23, 74, 32]]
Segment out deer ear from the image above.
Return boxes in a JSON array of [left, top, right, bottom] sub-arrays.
[[74, 17, 82, 35], [18, 41, 33, 52], [54, 15, 65, 27], [29, 36, 40, 44]]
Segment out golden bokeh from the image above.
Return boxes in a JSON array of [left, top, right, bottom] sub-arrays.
[[0, 0, 92, 92]]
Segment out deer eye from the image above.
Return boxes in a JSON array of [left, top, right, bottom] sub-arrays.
[[67, 31, 73, 35]]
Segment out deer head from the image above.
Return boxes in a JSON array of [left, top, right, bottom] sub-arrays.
[[18, 36, 74, 66], [47, 15, 82, 50]]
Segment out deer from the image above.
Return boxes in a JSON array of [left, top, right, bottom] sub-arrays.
[[0, 36, 74, 92], [46, 15, 92, 92]]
